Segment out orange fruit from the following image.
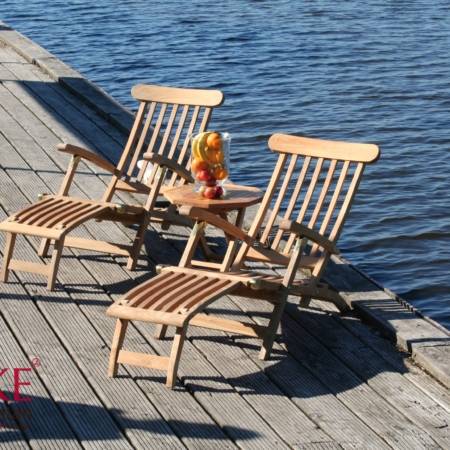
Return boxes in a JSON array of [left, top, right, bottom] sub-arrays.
[[214, 166, 228, 180], [191, 158, 209, 173], [206, 149, 224, 164], [206, 132, 222, 152]]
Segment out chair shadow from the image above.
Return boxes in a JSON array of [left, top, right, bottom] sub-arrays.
[[0, 393, 259, 443], [165, 306, 412, 398]]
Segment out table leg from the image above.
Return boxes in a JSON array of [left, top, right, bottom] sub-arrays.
[[179, 220, 206, 268], [219, 208, 246, 272]]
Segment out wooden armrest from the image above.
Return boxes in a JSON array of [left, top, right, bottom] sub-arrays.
[[179, 206, 254, 245], [143, 152, 194, 183], [279, 219, 339, 254], [57, 143, 118, 174]]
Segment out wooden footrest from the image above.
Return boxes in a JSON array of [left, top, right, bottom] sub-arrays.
[[107, 269, 244, 329], [107, 268, 267, 388]]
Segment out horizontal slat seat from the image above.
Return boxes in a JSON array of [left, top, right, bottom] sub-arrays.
[[108, 271, 240, 326], [1, 196, 111, 234]]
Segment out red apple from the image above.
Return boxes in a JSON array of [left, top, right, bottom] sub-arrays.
[[214, 185, 224, 197], [203, 187, 217, 199], [203, 185, 223, 199], [196, 169, 212, 182]]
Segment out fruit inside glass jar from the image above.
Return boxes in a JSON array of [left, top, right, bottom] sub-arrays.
[[190, 131, 230, 199]]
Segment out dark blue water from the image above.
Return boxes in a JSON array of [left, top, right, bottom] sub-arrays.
[[2, 1, 450, 329]]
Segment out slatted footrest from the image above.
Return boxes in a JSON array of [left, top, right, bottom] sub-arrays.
[[107, 269, 241, 328], [107, 269, 268, 388]]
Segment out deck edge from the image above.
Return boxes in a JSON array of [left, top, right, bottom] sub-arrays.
[[0, 19, 134, 135]]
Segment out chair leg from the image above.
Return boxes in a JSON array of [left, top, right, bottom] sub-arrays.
[[199, 234, 215, 260], [154, 324, 167, 340], [299, 296, 311, 308], [166, 326, 186, 389], [108, 319, 129, 377], [47, 238, 64, 291], [38, 238, 52, 257], [126, 218, 149, 271], [259, 298, 287, 361], [1, 233, 16, 283]]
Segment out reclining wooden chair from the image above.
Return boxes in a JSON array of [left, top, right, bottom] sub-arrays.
[[0, 84, 224, 290], [106, 133, 380, 387]]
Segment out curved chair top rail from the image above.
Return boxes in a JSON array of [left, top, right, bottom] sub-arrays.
[[131, 84, 224, 107], [268, 133, 380, 163]]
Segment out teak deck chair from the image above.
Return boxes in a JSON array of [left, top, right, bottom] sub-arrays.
[[0, 84, 224, 290], [106, 133, 380, 387]]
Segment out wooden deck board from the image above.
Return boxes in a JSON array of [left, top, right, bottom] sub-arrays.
[[285, 303, 450, 448], [0, 35, 449, 449], [0, 308, 85, 450]]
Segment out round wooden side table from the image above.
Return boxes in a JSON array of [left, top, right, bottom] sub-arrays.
[[164, 184, 263, 271]]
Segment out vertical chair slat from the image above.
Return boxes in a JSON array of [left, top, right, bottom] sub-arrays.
[[137, 103, 168, 183], [102, 101, 147, 202], [127, 102, 156, 178], [329, 162, 364, 242], [168, 105, 201, 186], [138, 103, 180, 184], [308, 160, 351, 256], [261, 154, 298, 245], [157, 103, 179, 157], [167, 105, 190, 160], [198, 107, 212, 133], [284, 157, 324, 254], [271, 156, 311, 250], [233, 153, 288, 268], [308, 159, 337, 230], [117, 101, 147, 172]]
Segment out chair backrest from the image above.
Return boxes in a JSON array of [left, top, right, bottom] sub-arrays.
[[233, 133, 380, 281], [103, 84, 224, 203]]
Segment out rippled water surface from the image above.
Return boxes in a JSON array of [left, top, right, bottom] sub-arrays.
[[2, 1, 450, 328]]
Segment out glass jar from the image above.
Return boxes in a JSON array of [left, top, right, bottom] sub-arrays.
[[190, 131, 230, 199]]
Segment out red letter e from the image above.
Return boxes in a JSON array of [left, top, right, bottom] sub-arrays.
[[13, 368, 32, 403], [0, 368, 9, 401]]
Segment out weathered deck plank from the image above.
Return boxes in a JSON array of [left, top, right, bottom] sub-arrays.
[[0, 30, 449, 450], [205, 296, 392, 450], [285, 303, 450, 449], [235, 297, 440, 449], [0, 307, 83, 450]]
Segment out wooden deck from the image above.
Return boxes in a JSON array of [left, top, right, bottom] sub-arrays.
[[0, 24, 449, 449]]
